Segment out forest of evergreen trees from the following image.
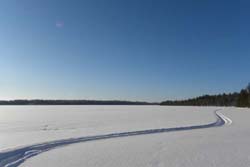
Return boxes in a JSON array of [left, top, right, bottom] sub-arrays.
[[1, 84, 249, 107], [161, 84, 250, 107], [0, 99, 156, 105]]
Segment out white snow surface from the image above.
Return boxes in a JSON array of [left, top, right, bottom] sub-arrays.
[[0, 106, 249, 167]]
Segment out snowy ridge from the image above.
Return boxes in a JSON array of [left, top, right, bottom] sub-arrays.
[[0, 109, 232, 167]]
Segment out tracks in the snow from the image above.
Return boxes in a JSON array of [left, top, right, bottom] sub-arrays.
[[0, 109, 232, 167]]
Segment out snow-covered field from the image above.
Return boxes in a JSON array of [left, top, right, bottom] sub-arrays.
[[0, 106, 249, 167]]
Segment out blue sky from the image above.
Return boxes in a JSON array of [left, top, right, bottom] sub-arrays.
[[0, 0, 249, 102]]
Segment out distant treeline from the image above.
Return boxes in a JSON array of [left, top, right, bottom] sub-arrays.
[[161, 84, 250, 107], [0, 100, 157, 105], [1, 84, 249, 107]]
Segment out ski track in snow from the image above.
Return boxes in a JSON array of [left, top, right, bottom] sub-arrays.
[[0, 109, 232, 167]]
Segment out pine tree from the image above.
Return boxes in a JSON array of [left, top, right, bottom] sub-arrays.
[[245, 83, 250, 107], [246, 83, 250, 93], [237, 89, 249, 107]]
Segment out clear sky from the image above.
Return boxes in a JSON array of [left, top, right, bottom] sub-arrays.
[[0, 0, 249, 102]]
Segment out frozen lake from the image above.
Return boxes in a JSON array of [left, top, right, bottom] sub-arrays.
[[0, 106, 249, 167]]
